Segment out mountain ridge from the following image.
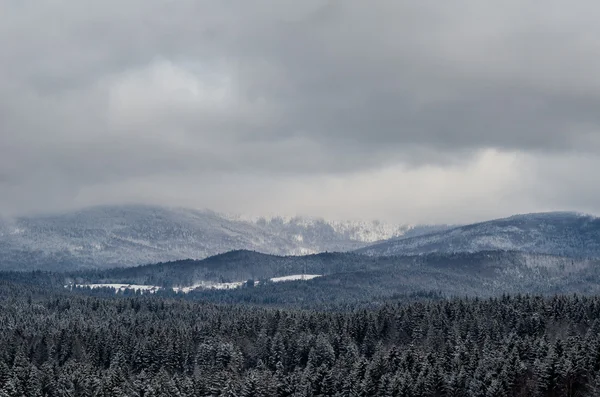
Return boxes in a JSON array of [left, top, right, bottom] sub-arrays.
[[358, 211, 600, 258], [43, 249, 600, 305], [0, 204, 420, 271]]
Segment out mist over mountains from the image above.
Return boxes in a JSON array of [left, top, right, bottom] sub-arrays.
[[2, 204, 600, 303], [1, 206, 600, 319], [0, 204, 422, 271]]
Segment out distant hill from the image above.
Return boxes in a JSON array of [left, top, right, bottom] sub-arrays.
[[0, 204, 419, 271], [357, 212, 600, 258], [5, 206, 598, 276], [68, 250, 371, 287], [50, 249, 600, 305]]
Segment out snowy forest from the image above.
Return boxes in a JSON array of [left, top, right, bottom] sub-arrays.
[[1, 282, 600, 396]]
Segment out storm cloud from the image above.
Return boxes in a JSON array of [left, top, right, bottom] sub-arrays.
[[1, 0, 600, 222]]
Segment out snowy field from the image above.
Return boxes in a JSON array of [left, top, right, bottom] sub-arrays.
[[270, 274, 322, 282], [71, 284, 162, 293], [172, 281, 245, 293], [69, 274, 322, 294]]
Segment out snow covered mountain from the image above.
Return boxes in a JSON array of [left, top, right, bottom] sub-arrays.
[[358, 212, 600, 258], [10, 205, 597, 273], [0, 204, 414, 271], [241, 216, 413, 249]]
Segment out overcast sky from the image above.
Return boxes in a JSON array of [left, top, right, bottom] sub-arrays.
[[1, 1, 600, 223]]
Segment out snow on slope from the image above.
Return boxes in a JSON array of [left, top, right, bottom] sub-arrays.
[[358, 212, 600, 258], [0, 204, 417, 271], [240, 215, 411, 243], [172, 281, 245, 293], [71, 284, 162, 293], [270, 274, 322, 282], [74, 274, 323, 294]]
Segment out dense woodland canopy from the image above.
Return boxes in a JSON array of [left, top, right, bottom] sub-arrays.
[[1, 248, 600, 396], [1, 281, 600, 396]]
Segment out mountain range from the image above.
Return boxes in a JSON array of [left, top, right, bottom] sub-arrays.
[[0, 204, 424, 271], [2, 206, 600, 304], [1, 205, 599, 278]]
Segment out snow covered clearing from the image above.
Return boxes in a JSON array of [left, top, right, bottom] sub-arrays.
[[270, 274, 322, 282], [67, 274, 322, 295], [71, 284, 162, 293], [173, 281, 245, 293]]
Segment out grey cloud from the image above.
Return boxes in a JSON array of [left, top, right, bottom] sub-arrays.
[[2, 0, 600, 217]]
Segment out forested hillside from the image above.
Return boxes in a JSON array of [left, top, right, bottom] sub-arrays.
[[0, 205, 413, 271], [1, 249, 600, 308], [1, 284, 600, 396], [62, 250, 600, 305], [359, 212, 600, 258]]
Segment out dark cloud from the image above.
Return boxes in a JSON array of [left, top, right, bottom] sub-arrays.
[[1, 1, 600, 219]]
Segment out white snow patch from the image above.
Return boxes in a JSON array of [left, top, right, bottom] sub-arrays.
[[227, 213, 410, 243], [68, 274, 323, 296], [270, 274, 322, 283], [293, 247, 317, 255], [174, 274, 322, 293], [173, 281, 245, 293], [72, 284, 162, 293]]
